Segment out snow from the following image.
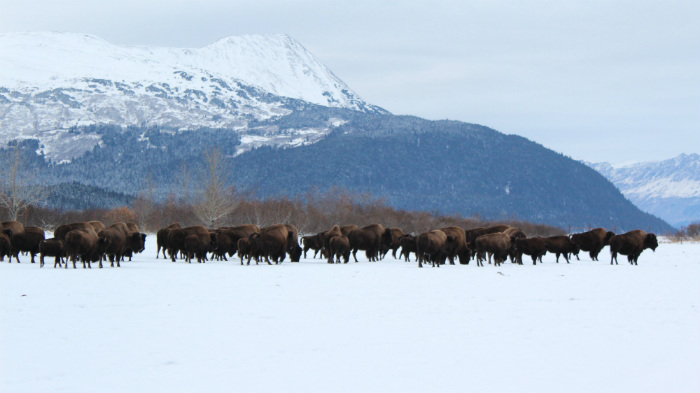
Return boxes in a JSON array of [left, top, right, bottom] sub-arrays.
[[626, 178, 700, 199], [1, 237, 699, 393], [0, 32, 362, 110]]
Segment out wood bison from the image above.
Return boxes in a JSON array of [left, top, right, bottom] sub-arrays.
[[39, 238, 65, 268], [156, 223, 181, 259], [340, 225, 359, 236], [167, 226, 210, 262], [283, 224, 302, 262], [213, 225, 261, 261], [398, 234, 417, 262], [474, 233, 515, 267], [609, 230, 658, 265], [570, 228, 615, 261], [237, 237, 259, 265], [416, 229, 453, 268], [380, 227, 406, 259], [543, 236, 580, 263], [0, 231, 12, 262], [347, 224, 386, 262], [504, 227, 527, 263], [109, 222, 147, 261], [302, 233, 325, 259], [97, 227, 128, 268], [439, 226, 470, 265], [465, 225, 512, 258], [64, 228, 100, 269], [2, 220, 24, 236], [184, 232, 216, 263], [327, 235, 351, 264], [320, 225, 343, 255], [54, 222, 95, 241], [515, 237, 547, 265], [88, 221, 106, 233], [247, 224, 300, 265], [9, 226, 46, 263]]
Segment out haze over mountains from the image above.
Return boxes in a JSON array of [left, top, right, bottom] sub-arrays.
[[0, 32, 676, 232]]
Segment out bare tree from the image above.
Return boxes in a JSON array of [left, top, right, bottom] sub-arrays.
[[193, 148, 238, 228], [0, 143, 48, 220]]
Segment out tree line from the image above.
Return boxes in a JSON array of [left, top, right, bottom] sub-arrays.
[[10, 187, 565, 238]]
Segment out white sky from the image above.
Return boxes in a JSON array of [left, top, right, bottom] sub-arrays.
[[1, 0, 698, 164]]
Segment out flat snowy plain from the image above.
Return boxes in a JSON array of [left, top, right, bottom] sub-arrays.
[[2, 236, 698, 393]]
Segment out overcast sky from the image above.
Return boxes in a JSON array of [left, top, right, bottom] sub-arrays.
[[2, 0, 698, 164]]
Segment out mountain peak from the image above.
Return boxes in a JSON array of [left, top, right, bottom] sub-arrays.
[[588, 153, 700, 227], [0, 31, 382, 111]]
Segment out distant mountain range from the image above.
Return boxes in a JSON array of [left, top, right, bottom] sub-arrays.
[[0, 32, 675, 233], [588, 154, 700, 228]]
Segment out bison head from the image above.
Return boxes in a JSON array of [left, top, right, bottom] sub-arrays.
[[644, 233, 658, 251], [604, 231, 616, 245], [289, 244, 302, 262]]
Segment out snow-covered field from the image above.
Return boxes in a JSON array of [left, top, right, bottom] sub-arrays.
[[2, 237, 698, 393]]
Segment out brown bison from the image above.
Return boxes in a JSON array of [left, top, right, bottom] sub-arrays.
[[247, 224, 300, 265], [398, 234, 417, 262], [54, 222, 95, 241], [475, 233, 515, 267], [347, 224, 386, 262], [2, 220, 24, 236], [570, 228, 615, 261], [302, 233, 325, 259], [156, 223, 182, 259], [107, 222, 147, 261], [39, 238, 65, 268], [327, 235, 351, 264], [0, 231, 12, 262], [184, 232, 216, 263], [283, 224, 302, 262], [439, 226, 471, 265], [97, 227, 129, 268], [237, 237, 258, 265], [609, 230, 658, 265], [340, 225, 359, 236], [9, 226, 46, 263], [64, 228, 100, 269], [167, 226, 210, 262], [320, 225, 344, 255], [214, 225, 261, 261], [504, 227, 526, 263], [543, 236, 580, 263], [88, 221, 106, 233], [465, 225, 512, 258], [515, 237, 547, 265], [380, 227, 406, 259], [416, 229, 453, 268]]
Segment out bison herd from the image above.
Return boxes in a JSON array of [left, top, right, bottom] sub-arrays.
[[1, 220, 659, 269], [0, 220, 147, 268]]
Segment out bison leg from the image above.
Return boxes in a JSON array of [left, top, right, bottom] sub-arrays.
[[352, 249, 359, 263]]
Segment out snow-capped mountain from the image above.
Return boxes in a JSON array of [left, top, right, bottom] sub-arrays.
[[588, 154, 700, 228], [0, 32, 386, 162]]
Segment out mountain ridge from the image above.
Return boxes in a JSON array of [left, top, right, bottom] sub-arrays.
[[0, 32, 386, 162], [588, 154, 700, 228]]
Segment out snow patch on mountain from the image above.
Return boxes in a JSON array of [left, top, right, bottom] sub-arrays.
[[0, 32, 385, 162], [588, 154, 700, 227]]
